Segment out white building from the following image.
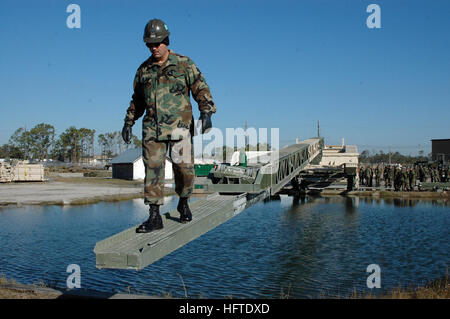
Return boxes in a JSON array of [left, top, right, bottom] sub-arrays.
[[111, 148, 173, 180]]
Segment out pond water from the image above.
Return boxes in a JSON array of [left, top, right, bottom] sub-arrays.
[[0, 195, 448, 298]]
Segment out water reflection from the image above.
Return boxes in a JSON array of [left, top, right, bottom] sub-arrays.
[[344, 197, 358, 215]]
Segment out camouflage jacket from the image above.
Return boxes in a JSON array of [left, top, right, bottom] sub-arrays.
[[124, 50, 216, 141]]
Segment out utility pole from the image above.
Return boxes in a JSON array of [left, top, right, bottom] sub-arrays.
[[245, 121, 248, 151], [317, 120, 320, 138], [24, 125, 28, 161]]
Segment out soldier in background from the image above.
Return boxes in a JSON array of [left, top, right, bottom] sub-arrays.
[[408, 167, 416, 191], [434, 167, 440, 182], [359, 165, 365, 186], [438, 166, 445, 182], [122, 19, 216, 233], [393, 167, 399, 191], [383, 165, 390, 188], [445, 166, 449, 182], [429, 166, 433, 182], [375, 164, 382, 187], [366, 166, 373, 187], [401, 167, 408, 191], [415, 165, 422, 182], [421, 166, 427, 182], [430, 166, 436, 182], [393, 166, 398, 191], [389, 165, 395, 189], [357, 165, 362, 186]]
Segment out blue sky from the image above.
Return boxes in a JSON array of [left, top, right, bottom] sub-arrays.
[[1, 0, 449, 155]]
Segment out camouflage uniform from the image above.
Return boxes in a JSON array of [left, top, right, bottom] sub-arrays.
[[408, 168, 416, 191], [439, 167, 445, 182], [419, 166, 426, 182], [364, 166, 372, 187], [359, 165, 365, 186], [402, 169, 408, 191], [367, 166, 373, 187], [124, 50, 216, 205], [430, 168, 436, 182], [375, 165, 381, 187], [389, 166, 395, 188], [394, 167, 402, 191], [383, 165, 389, 187]]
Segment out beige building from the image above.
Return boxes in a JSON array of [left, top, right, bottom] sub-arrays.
[[319, 144, 359, 168]]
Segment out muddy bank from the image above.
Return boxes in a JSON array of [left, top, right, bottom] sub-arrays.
[[318, 189, 449, 200], [0, 282, 161, 299]]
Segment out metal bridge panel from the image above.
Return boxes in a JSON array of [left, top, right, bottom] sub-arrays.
[[94, 194, 247, 270], [206, 183, 260, 193]]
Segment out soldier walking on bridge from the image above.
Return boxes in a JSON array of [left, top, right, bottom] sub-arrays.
[[122, 19, 216, 233]]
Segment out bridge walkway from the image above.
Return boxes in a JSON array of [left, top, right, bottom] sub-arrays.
[[94, 138, 323, 270]]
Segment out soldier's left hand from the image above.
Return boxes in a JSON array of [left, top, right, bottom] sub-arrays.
[[198, 112, 212, 134], [122, 124, 132, 144]]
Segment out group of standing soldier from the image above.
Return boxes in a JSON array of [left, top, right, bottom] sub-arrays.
[[358, 163, 449, 191]]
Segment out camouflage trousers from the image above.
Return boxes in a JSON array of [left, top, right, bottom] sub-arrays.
[[142, 137, 194, 205]]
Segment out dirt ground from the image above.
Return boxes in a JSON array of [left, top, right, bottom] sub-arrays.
[[0, 177, 175, 206]]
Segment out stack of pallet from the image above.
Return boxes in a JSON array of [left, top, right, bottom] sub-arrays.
[[0, 161, 45, 182], [11, 163, 45, 181], [0, 162, 13, 182]]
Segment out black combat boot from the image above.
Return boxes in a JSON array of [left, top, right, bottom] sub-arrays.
[[136, 204, 163, 233], [177, 197, 192, 223]]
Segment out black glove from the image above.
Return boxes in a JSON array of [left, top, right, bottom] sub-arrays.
[[122, 124, 132, 144], [198, 112, 212, 134]]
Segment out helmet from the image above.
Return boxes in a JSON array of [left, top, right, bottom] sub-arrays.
[[143, 19, 170, 43]]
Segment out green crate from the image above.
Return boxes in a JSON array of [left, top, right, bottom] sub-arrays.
[[194, 164, 215, 177]]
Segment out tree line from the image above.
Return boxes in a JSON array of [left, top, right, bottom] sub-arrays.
[[0, 123, 141, 162], [359, 149, 430, 164], [5, 125, 430, 165]]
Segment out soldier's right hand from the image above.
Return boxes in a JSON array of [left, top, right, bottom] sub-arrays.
[[122, 124, 132, 144]]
